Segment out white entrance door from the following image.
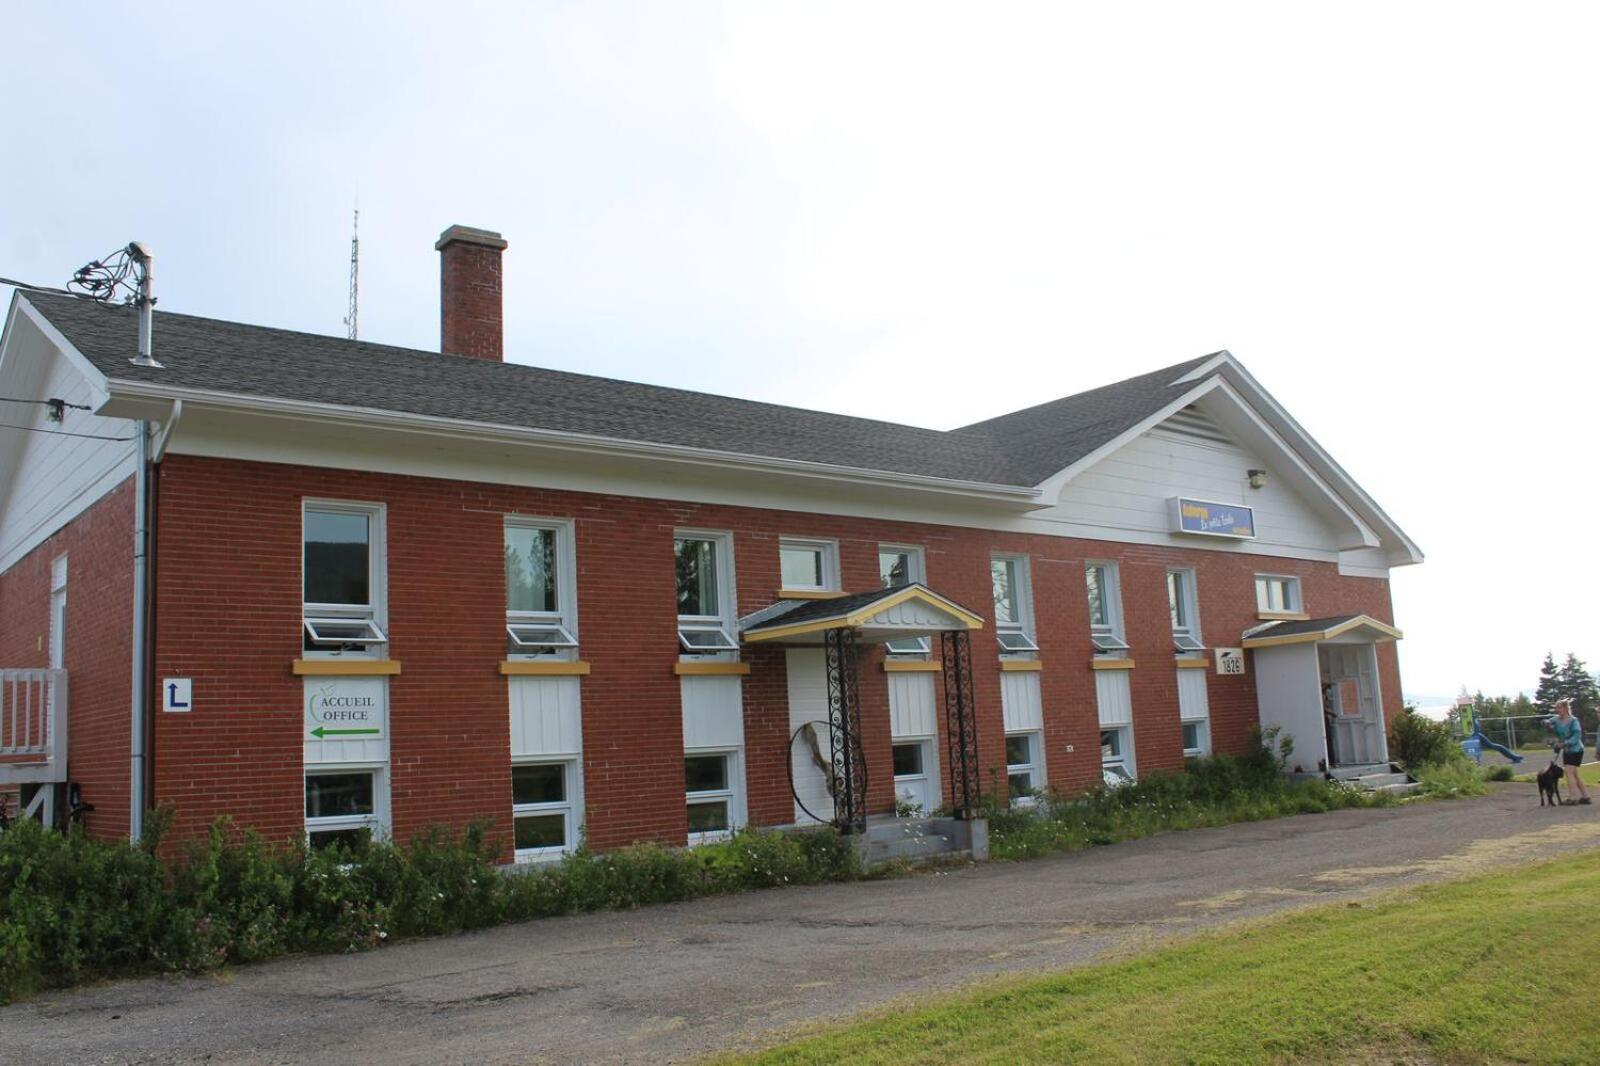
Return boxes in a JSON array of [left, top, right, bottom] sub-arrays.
[[49, 555, 67, 669], [1321, 644, 1387, 765], [889, 671, 940, 816], [785, 648, 835, 824]]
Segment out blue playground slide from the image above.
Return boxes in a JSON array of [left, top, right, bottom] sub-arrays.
[[1461, 731, 1523, 764]]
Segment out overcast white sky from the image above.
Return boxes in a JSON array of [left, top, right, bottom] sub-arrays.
[[3, 3, 1595, 704]]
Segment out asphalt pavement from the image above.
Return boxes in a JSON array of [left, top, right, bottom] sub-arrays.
[[5, 784, 1598, 1065]]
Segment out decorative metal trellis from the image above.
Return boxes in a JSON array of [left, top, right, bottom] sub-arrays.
[[822, 626, 869, 834], [940, 629, 980, 819]]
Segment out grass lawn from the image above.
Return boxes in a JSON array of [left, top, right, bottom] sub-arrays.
[[1513, 759, 1600, 786], [728, 849, 1600, 1065]]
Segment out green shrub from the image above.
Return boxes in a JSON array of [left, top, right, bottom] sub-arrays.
[[980, 740, 1392, 863], [1390, 706, 1459, 770], [1413, 756, 1490, 799], [0, 815, 858, 1005], [1485, 764, 1516, 782]]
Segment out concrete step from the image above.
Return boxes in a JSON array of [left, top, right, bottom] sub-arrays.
[[1372, 781, 1423, 797], [1354, 772, 1411, 789]]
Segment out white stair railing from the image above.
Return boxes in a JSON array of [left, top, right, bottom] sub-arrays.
[[0, 668, 68, 785]]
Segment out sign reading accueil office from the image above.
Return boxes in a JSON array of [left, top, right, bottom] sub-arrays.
[[305, 678, 387, 742], [1169, 497, 1256, 539]]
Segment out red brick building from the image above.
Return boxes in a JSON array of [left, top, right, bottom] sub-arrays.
[[0, 227, 1421, 859]]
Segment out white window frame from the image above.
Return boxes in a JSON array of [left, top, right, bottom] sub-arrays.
[[1100, 725, 1135, 786], [1005, 730, 1043, 805], [778, 536, 840, 593], [511, 756, 581, 862], [1086, 561, 1129, 655], [49, 554, 67, 670], [304, 764, 390, 847], [675, 530, 738, 656], [892, 737, 934, 814], [685, 747, 743, 845], [992, 554, 1039, 656], [880, 544, 931, 655], [1255, 573, 1302, 614], [302, 500, 388, 660], [1167, 567, 1204, 653], [1181, 718, 1211, 758], [505, 516, 579, 659]]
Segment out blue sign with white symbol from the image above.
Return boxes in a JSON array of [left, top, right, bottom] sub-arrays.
[[163, 678, 192, 713], [1171, 498, 1257, 539]]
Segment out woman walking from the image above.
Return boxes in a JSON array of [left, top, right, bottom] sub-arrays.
[[1552, 699, 1591, 805]]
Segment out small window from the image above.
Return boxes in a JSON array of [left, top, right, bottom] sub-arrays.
[[1182, 720, 1208, 757], [1006, 732, 1041, 802], [506, 519, 577, 657], [303, 502, 386, 656], [1101, 726, 1133, 785], [676, 532, 736, 654], [1168, 569, 1203, 653], [512, 761, 575, 859], [892, 742, 924, 777], [992, 555, 1037, 656], [686, 752, 736, 843], [878, 545, 924, 588], [779, 537, 838, 592], [1255, 574, 1302, 614], [1086, 562, 1127, 655], [305, 769, 383, 850]]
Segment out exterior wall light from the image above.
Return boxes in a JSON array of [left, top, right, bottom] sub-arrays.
[[1247, 469, 1269, 489]]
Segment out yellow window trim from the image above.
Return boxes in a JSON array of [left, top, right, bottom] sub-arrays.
[[1090, 658, 1136, 671], [998, 659, 1043, 672], [1256, 610, 1311, 621], [1175, 657, 1210, 669], [883, 660, 942, 673], [500, 660, 592, 676], [1242, 615, 1403, 650], [777, 589, 847, 600], [742, 586, 985, 643], [293, 659, 401, 676], [673, 661, 752, 676]]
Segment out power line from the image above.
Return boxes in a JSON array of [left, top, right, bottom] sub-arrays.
[[0, 397, 94, 411], [0, 276, 70, 294]]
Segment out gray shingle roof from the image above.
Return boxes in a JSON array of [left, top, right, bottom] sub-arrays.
[[20, 290, 1218, 489]]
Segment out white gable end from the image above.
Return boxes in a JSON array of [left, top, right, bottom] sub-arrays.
[[1028, 387, 1386, 563], [0, 302, 135, 572]]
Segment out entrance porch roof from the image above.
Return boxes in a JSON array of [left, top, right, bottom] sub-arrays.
[[1241, 614, 1403, 649], [740, 583, 984, 645]]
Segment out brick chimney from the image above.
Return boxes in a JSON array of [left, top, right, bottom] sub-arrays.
[[436, 224, 508, 360]]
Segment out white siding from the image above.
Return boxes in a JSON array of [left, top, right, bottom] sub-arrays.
[[681, 675, 744, 750], [1042, 422, 1340, 555], [785, 649, 833, 824], [0, 323, 135, 572], [1095, 670, 1133, 727], [1177, 669, 1210, 721], [509, 677, 583, 758], [862, 598, 960, 629], [889, 673, 938, 738], [1000, 672, 1044, 732]]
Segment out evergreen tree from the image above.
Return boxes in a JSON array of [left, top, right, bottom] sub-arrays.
[[1557, 653, 1600, 734], [1535, 652, 1561, 713]]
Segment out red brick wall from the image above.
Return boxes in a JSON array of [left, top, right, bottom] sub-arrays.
[[137, 454, 1400, 853], [0, 479, 135, 838], [438, 239, 504, 361]]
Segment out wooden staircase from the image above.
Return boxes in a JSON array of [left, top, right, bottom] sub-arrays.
[[0, 669, 68, 826]]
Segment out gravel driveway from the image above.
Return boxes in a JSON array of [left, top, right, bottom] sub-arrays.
[[5, 785, 1596, 1065]]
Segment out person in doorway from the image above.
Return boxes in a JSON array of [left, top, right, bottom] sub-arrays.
[[1321, 682, 1340, 770], [1550, 699, 1590, 805]]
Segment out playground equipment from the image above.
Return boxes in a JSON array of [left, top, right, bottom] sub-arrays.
[[1457, 705, 1525, 764]]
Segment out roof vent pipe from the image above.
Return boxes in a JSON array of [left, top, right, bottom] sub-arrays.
[[127, 242, 160, 368]]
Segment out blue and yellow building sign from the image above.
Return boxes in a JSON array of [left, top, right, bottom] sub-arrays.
[[1170, 497, 1256, 539]]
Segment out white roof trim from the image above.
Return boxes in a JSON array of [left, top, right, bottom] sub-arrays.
[[99, 380, 1046, 508], [14, 295, 113, 410], [1036, 354, 1420, 565]]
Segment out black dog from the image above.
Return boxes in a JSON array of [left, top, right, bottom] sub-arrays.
[[1538, 759, 1565, 807]]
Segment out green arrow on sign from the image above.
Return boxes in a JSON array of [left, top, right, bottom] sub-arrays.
[[311, 726, 380, 739]]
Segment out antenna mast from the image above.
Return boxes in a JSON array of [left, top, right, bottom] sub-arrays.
[[344, 208, 360, 340]]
